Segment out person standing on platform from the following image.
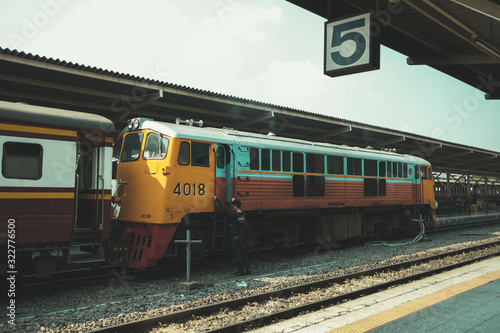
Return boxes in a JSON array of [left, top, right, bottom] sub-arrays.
[[214, 196, 251, 276]]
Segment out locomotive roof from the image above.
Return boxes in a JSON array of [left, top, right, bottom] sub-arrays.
[[140, 119, 431, 165], [0, 100, 115, 131]]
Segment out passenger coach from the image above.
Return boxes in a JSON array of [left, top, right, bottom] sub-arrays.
[[0, 101, 114, 278], [112, 117, 437, 269]]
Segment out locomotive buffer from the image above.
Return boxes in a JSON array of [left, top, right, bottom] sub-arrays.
[[175, 229, 202, 290]]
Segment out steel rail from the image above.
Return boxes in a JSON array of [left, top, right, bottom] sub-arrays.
[[89, 240, 500, 333]]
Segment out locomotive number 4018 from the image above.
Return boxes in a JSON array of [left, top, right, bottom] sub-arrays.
[[173, 183, 206, 197]]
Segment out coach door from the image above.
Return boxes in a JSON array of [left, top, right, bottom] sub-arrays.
[[215, 144, 232, 203], [76, 141, 112, 236]]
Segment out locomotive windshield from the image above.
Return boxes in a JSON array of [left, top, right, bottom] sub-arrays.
[[120, 132, 143, 162], [143, 132, 169, 159]]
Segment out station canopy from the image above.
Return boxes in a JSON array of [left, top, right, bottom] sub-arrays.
[[0, 44, 499, 178], [287, 0, 500, 99]]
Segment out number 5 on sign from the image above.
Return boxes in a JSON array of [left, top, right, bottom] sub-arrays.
[[324, 13, 380, 77]]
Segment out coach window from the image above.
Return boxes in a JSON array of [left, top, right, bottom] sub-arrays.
[[415, 166, 420, 179], [292, 152, 304, 173], [121, 132, 144, 162], [191, 142, 210, 167], [2, 142, 43, 180], [178, 141, 190, 165], [327, 156, 344, 175], [403, 163, 408, 178], [347, 158, 362, 176], [250, 148, 259, 170], [261, 149, 270, 171], [282, 151, 291, 172], [143, 132, 169, 160], [272, 150, 281, 171]]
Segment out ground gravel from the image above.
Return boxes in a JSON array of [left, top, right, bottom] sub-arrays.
[[5, 224, 500, 333]]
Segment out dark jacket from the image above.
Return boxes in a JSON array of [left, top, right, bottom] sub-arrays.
[[215, 198, 247, 237]]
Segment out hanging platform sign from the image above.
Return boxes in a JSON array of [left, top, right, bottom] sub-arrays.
[[324, 13, 380, 77]]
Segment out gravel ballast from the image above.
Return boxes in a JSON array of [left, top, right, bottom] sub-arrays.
[[6, 224, 500, 333]]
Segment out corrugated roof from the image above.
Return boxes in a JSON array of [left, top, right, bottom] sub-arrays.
[[0, 46, 499, 177]]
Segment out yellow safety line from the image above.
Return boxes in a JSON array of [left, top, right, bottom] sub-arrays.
[[0, 123, 77, 137], [0, 192, 74, 199], [329, 269, 500, 333]]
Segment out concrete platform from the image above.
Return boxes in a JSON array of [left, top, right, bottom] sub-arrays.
[[436, 209, 500, 227], [252, 256, 500, 333]]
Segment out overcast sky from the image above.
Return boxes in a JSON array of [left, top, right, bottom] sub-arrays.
[[0, 0, 499, 152]]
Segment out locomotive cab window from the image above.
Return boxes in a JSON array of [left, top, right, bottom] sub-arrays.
[[180, 141, 210, 167], [143, 132, 169, 160], [192, 142, 210, 167], [2, 142, 43, 180], [121, 132, 144, 162]]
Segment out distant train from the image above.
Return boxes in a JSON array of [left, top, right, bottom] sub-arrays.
[[0, 101, 437, 277]]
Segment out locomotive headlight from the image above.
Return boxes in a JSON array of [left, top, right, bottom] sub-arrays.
[[127, 118, 141, 130]]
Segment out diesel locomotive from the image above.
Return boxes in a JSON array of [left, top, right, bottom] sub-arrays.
[[110, 116, 437, 269], [0, 101, 437, 276]]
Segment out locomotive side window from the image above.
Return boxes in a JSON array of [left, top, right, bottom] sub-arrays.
[[306, 154, 325, 174], [346, 158, 362, 175], [364, 159, 377, 177], [2, 142, 43, 180], [378, 161, 386, 177], [261, 149, 270, 171], [421, 166, 428, 180], [178, 141, 190, 165], [292, 152, 304, 172], [249, 148, 259, 170], [191, 142, 210, 167], [121, 132, 144, 162], [272, 150, 281, 171], [282, 151, 291, 172], [306, 176, 325, 197], [379, 179, 387, 196], [113, 137, 123, 160], [216, 146, 225, 169], [327, 155, 344, 175], [143, 132, 169, 160], [387, 162, 393, 177]]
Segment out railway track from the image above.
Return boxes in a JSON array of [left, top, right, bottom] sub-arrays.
[[88, 240, 500, 333]]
